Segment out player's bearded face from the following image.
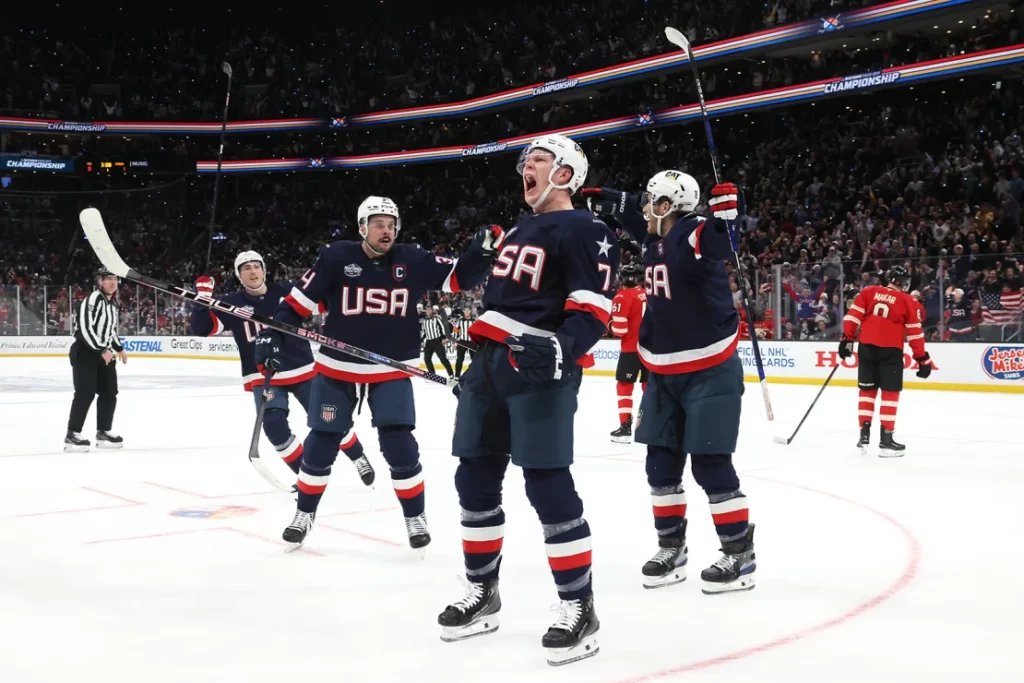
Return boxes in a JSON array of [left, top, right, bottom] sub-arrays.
[[240, 262, 265, 289], [366, 216, 397, 253]]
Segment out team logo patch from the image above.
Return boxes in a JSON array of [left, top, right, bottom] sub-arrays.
[[657, 242, 665, 258], [321, 404, 337, 423], [344, 264, 362, 278], [635, 409, 643, 429], [262, 388, 275, 401], [393, 265, 406, 281]]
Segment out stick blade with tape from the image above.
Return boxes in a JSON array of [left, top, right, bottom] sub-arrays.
[[772, 436, 791, 445], [79, 208, 131, 278]]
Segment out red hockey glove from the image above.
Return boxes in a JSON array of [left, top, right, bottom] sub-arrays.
[[195, 275, 215, 298], [709, 183, 739, 221]]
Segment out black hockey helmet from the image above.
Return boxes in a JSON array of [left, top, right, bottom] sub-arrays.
[[96, 266, 118, 280], [887, 265, 911, 291], [620, 262, 642, 287]]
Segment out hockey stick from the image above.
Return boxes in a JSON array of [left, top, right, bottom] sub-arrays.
[[204, 61, 233, 271], [772, 364, 840, 445], [663, 26, 775, 422], [79, 208, 456, 388], [248, 371, 297, 494]]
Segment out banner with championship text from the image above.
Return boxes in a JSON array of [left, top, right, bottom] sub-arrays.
[[1, 337, 1021, 393]]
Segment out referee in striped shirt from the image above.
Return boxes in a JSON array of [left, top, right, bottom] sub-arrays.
[[420, 306, 454, 377], [451, 307, 475, 379], [65, 267, 127, 451]]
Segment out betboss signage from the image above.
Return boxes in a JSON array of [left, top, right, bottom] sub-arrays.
[[1, 336, 1020, 391]]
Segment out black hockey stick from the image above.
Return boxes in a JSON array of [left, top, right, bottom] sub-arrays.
[[248, 371, 297, 494], [772, 364, 840, 445], [663, 26, 774, 422], [79, 208, 455, 388], [204, 61, 233, 271]]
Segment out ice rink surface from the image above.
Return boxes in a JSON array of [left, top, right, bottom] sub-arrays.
[[1, 356, 1021, 683]]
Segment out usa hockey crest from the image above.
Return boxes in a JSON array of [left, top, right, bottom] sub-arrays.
[[321, 404, 337, 423], [393, 265, 406, 281]]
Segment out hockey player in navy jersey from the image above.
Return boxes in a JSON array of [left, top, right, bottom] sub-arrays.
[[257, 197, 501, 551], [438, 134, 617, 667], [581, 172, 756, 595], [189, 251, 374, 486]]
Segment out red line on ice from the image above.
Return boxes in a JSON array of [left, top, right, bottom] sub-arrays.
[[143, 481, 280, 499], [14, 486, 145, 517], [610, 474, 922, 683], [319, 522, 403, 548]]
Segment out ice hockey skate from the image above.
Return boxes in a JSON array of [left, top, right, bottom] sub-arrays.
[[609, 417, 632, 444], [282, 509, 315, 552], [878, 426, 906, 457], [63, 430, 90, 452], [641, 541, 688, 588], [352, 454, 375, 486], [405, 513, 431, 554], [438, 577, 501, 642], [701, 524, 756, 594], [857, 421, 871, 454], [542, 595, 600, 666], [95, 430, 123, 449]]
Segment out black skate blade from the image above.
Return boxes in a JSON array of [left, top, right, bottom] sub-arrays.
[[545, 634, 599, 666], [440, 616, 500, 643]]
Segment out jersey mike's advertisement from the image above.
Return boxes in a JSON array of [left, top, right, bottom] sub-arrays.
[[0, 336, 1020, 392]]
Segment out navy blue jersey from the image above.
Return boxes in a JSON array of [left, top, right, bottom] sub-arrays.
[[189, 281, 316, 390], [471, 209, 618, 364], [276, 240, 492, 383], [636, 214, 739, 374]]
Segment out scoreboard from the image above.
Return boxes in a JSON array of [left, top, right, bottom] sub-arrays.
[[82, 156, 188, 174]]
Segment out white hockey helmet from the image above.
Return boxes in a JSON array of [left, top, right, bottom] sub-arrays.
[[642, 170, 700, 235], [516, 133, 588, 208], [234, 250, 265, 280], [358, 196, 401, 237]]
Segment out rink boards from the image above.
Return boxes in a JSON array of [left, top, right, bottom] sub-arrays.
[[1, 335, 1021, 394]]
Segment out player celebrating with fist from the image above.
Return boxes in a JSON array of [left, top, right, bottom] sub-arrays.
[[189, 252, 375, 486], [582, 173, 756, 595], [841, 265, 933, 456], [438, 134, 618, 666]]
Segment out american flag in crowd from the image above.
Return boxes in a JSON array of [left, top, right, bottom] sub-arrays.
[[980, 288, 1024, 324]]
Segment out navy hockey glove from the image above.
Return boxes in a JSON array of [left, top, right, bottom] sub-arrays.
[[914, 353, 933, 379], [471, 224, 505, 257], [580, 187, 647, 236], [505, 333, 574, 385], [838, 339, 854, 360], [255, 329, 286, 372]]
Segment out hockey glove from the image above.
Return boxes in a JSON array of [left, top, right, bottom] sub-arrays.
[[505, 333, 574, 385], [471, 224, 505, 257], [709, 183, 745, 232], [914, 353, 933, 379], [255, 329, 286, 372], [838, 339, 855, 360], [579, 187, 647, 237], [195, 275, 215, 297]]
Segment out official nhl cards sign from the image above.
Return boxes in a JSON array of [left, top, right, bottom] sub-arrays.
[[823, 70, 900, 95]]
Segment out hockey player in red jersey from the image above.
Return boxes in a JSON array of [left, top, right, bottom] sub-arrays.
[[438, 134, 617, 666], [841, 265, 933, 457], [609, 262, 648, 443]]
